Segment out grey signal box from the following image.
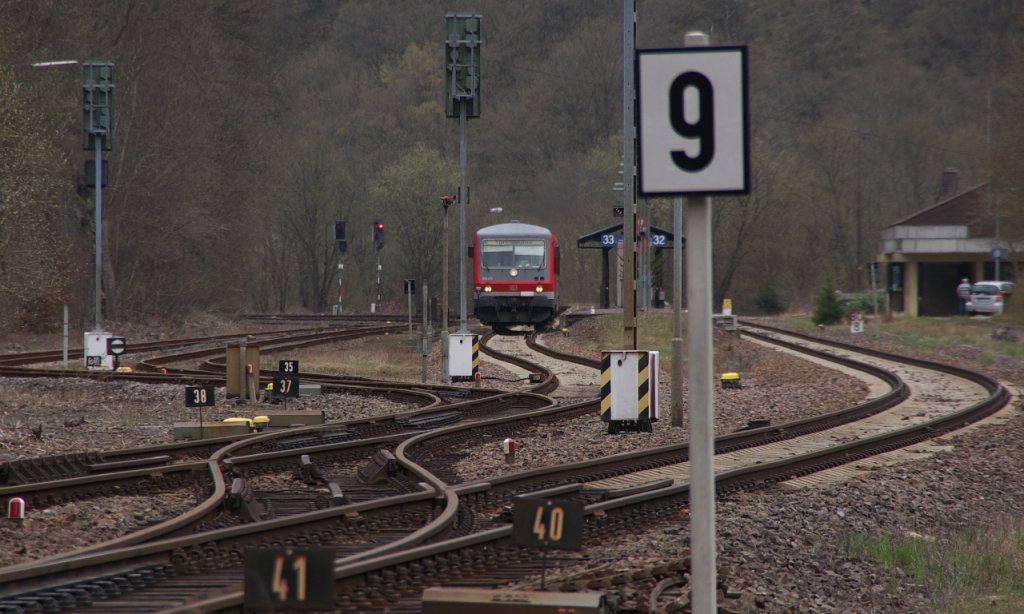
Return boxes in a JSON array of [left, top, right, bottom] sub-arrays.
[[444, 13, 481, 118], [82, 62, 113, 151]]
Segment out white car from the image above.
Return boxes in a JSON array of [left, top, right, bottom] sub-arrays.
[[966, 281, 1015, 315]]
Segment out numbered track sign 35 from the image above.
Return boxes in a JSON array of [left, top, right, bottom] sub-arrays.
[[185, 386, 216, 407], [637, 46, 749, 196], [279, 360, 299, 374], [512, 498, 584, 550]]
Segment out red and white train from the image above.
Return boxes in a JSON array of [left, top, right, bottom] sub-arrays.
[[473, 221, 559, 329]]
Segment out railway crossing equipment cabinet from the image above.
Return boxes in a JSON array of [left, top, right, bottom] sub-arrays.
[[600, 350, 660, 433], [84, 330, 117, 371], [448, 332, 479, 382]]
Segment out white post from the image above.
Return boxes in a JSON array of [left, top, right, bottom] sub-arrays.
[[62, 304, 69, 369], [685, 29, 717, 614]]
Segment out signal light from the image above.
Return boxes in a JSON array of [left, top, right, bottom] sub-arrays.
[[372, 219, 384, 248]]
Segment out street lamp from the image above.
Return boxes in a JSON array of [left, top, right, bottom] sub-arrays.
[[440, 195, 454, 383]]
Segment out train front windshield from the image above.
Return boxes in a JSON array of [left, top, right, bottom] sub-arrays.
[[480, 239, 546, 270]]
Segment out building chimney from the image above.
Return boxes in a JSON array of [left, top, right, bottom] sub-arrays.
[[940, 167, 959, 200]]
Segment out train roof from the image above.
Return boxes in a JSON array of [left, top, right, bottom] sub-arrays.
[[477, 222, 552, 238]]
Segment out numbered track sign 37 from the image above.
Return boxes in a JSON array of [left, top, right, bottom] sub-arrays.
[[274, 375, 300, 398], [512, 498, 584, 551], [637, 46, 749, 196]]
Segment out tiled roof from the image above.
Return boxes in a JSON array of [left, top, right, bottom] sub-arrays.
[[887, 183, 995, 237]]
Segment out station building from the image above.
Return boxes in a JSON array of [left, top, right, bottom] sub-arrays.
[[877, 168, 1016, 317]]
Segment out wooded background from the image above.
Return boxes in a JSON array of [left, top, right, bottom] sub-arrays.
[[1, 0, 1021, 331]]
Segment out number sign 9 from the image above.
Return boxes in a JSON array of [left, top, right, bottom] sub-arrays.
[[185, 385, 216, 407], [637, 46, 749, 196], [669, 71, 714, 172]]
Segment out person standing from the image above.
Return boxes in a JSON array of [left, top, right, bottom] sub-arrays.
[[957, 278, 972, 315]]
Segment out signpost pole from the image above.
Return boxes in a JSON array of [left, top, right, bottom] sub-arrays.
[[672, 197, 684, 427], [637, 32, 748, 614], [622, 0, 637, 350]]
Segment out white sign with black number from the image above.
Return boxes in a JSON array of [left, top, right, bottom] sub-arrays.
[[637, 47, 749, 196]]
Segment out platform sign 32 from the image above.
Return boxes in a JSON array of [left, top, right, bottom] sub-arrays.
[[637, 46, 749, 196], [512, 498, 584, 550]]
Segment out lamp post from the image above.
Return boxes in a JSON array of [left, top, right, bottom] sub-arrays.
[[441, 195, 454, 383]]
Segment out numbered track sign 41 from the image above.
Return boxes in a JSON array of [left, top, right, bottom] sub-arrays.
[[637, 46, 749, 196]]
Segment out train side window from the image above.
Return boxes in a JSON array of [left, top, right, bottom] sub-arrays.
[[554, 245, 560, 275]]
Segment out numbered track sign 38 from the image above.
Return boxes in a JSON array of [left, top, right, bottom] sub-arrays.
[[637, 46, 749, 196], [512, 498, 584, 551], [185, 386, 216, 407]]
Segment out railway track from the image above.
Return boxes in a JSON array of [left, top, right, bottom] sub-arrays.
[[0, 321, 1012, 612]]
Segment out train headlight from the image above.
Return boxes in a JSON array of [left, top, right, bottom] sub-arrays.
[[535, 285, 544, 293], [509, 268, 519, 277], [484, 285, 492, 293]]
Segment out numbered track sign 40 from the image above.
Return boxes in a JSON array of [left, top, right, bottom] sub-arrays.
[[512, 498, 584, 551], [637, 46, 749, 196]]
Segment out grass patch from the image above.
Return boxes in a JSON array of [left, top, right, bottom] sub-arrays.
[[262, 333, 425, 382], [847, 517, 1024, 612], [778, 313, 1024, 366]]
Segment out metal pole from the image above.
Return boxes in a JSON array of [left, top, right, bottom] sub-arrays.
[[871, 264, 880, 338], [685, 30, 716, 614], [458, 106, 468, 333], [422, 280, 429, 384], [93, 135, 103, 331], [407, 284, 413, 334], [336, 258, 343, 315], [688, 194, 716, 614], [622, 0, 637, 350], [442, 200, 451, 383], [375, 251, 382, 312], [671, 197, 684, 427], [62, 304, 69, 369]]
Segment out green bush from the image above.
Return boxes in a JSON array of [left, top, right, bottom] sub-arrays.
[[812, 278, 845, 325], [754, 281, 787, 315]]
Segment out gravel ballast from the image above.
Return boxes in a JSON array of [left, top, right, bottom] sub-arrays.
[[0, 317, 1021, 613]]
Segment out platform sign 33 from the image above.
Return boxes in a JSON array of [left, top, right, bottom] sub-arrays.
[[512, 498, 584, 550]]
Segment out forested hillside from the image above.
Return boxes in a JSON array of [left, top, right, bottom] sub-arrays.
[[1, 0, 1021, 331]]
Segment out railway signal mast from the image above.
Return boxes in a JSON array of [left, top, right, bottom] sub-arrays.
[[334, 220, 346, 315], [444, 12, 481, 334], [372, 219, 384, 312]]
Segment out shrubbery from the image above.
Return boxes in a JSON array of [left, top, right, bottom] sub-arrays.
[[812, 278, 845, 325]]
